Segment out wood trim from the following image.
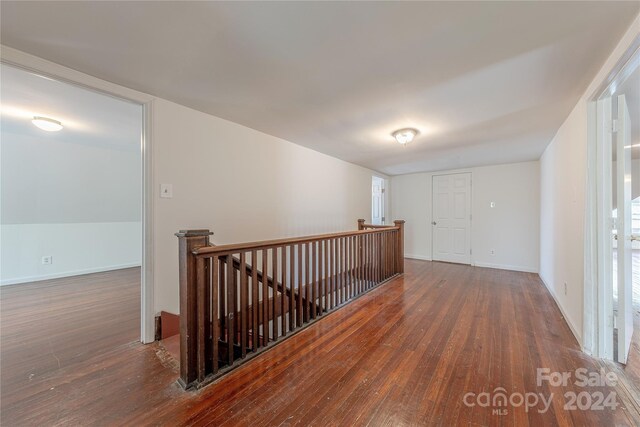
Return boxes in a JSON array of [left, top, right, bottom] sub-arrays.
[[159, 311, 180, 340], [194, 227, 399, 256]]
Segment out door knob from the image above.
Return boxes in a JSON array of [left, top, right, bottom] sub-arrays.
[[432, 221, 437, 226]]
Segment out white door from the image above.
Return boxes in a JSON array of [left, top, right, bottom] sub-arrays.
[[616, 94, 634, 363], [432, 173, 471, 264], [372, 176, 384, 225]]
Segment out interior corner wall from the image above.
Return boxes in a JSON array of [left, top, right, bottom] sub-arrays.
[[539, 100, 587, 345], [390, 161, 540, 273], [152, 99, 386, 314], [539, 13, 640, 348]]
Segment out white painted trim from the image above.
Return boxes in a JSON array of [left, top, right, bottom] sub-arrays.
[[0, 46, 156, 343], [473, 262, 538, 274], [0, 263, 142, 286], [405, 254, 432, 261], [584, 19, 640, 360], [539, 274, 583, 347]]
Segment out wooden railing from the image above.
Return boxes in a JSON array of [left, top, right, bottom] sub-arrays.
[[175, 219, 405, 389]]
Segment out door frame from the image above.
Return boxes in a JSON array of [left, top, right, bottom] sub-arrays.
[[585, 40, 640, 358], [431, 172, 473, 265], [1, 46, 156, 343]]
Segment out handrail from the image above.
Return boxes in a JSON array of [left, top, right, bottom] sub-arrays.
[[175, 219, 405, 389], [194, 226, 399, 256]]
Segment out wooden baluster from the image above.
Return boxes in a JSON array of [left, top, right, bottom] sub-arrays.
[[340, 237, 345, 304], [297, 244, 303, 326], [240, 252, 248, 358], [381, 232, 384, 280], [344, 236, 349, 301], [349, 236, 354, 300], [212, 256, 219, 373], [373, 233, 378, 284], [363, 234, 367, 288], [349, 236, 353, 298], [226, 255, 235, 365], [289, 245, 295, 330], [262, 249, 269, 346], [251, 250, 258, 351], [362, 234, 367, 288], [373, 233, 376, 285], [376, 232, 381, 284], [272, 247, 279, 341], [350, 235, 355, 298], [305, 242, 310, 322], [311, 241, 317, 319], [281, 245, 287, 337], [195, 256, 208, 382], [384, 231, 388, 280], [336, 237, 340, 306], [381, 232, 385, 281], [323, 240, 328, 313], [356, 236, 359, 294], [374, 233, 378, 284], [353, 235, 358, 296], [331, 238, 336, 309], [219, 257, 226, 346], [388, 231, 392, 278], [368, 233, 372, 288]]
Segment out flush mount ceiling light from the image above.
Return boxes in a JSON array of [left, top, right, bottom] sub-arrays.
[[392, 128, 418, 145], [32, 116, 63, 132]]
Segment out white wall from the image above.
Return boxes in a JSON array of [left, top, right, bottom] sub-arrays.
[[152, 99, 384, 313], [539, 14, 640, 347], [391, 161, 540, 273], [1, 123, 141, 285], [1, 222, 141, 284]]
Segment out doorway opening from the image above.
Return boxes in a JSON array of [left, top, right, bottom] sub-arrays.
[[0, 64, 146, 394], [593, 47, 640, 365], [372, 176, 385, 225]]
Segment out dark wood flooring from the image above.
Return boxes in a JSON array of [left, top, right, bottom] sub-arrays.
[[0, 267, 140, 420], [2, 261, 640, 426]]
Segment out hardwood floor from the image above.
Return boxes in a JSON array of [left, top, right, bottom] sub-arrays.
[[2, 260, 639, 426], [0, 267, 140, 418]]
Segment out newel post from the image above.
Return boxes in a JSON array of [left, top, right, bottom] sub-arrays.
[[394, 220, 405, 274], [357, 218, 365, 230], [175, 229, 213, 389]]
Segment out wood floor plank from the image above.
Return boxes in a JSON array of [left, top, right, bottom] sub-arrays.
[[2, 260, 640, 426]]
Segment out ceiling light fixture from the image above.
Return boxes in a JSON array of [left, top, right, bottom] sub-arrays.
[[392, 128, 418, 145], [32, 116, 63, 132]]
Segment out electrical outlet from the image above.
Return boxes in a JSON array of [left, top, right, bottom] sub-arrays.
[[564, 282, 567, 295], [42, 256, 53, 265], [490, 250, 495, 255]]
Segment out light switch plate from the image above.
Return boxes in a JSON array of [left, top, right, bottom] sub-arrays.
[[160, 184, 173, 198]]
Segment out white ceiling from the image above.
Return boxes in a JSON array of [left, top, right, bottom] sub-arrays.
[[1, 64, 142, 151], [1, 1, 638, 175]]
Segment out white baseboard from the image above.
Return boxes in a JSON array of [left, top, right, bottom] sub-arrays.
[[473, 261, 538, 274], [538, 274, 583, 347], [0, 263, 141, 286], [405, 254, 432, 261]]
